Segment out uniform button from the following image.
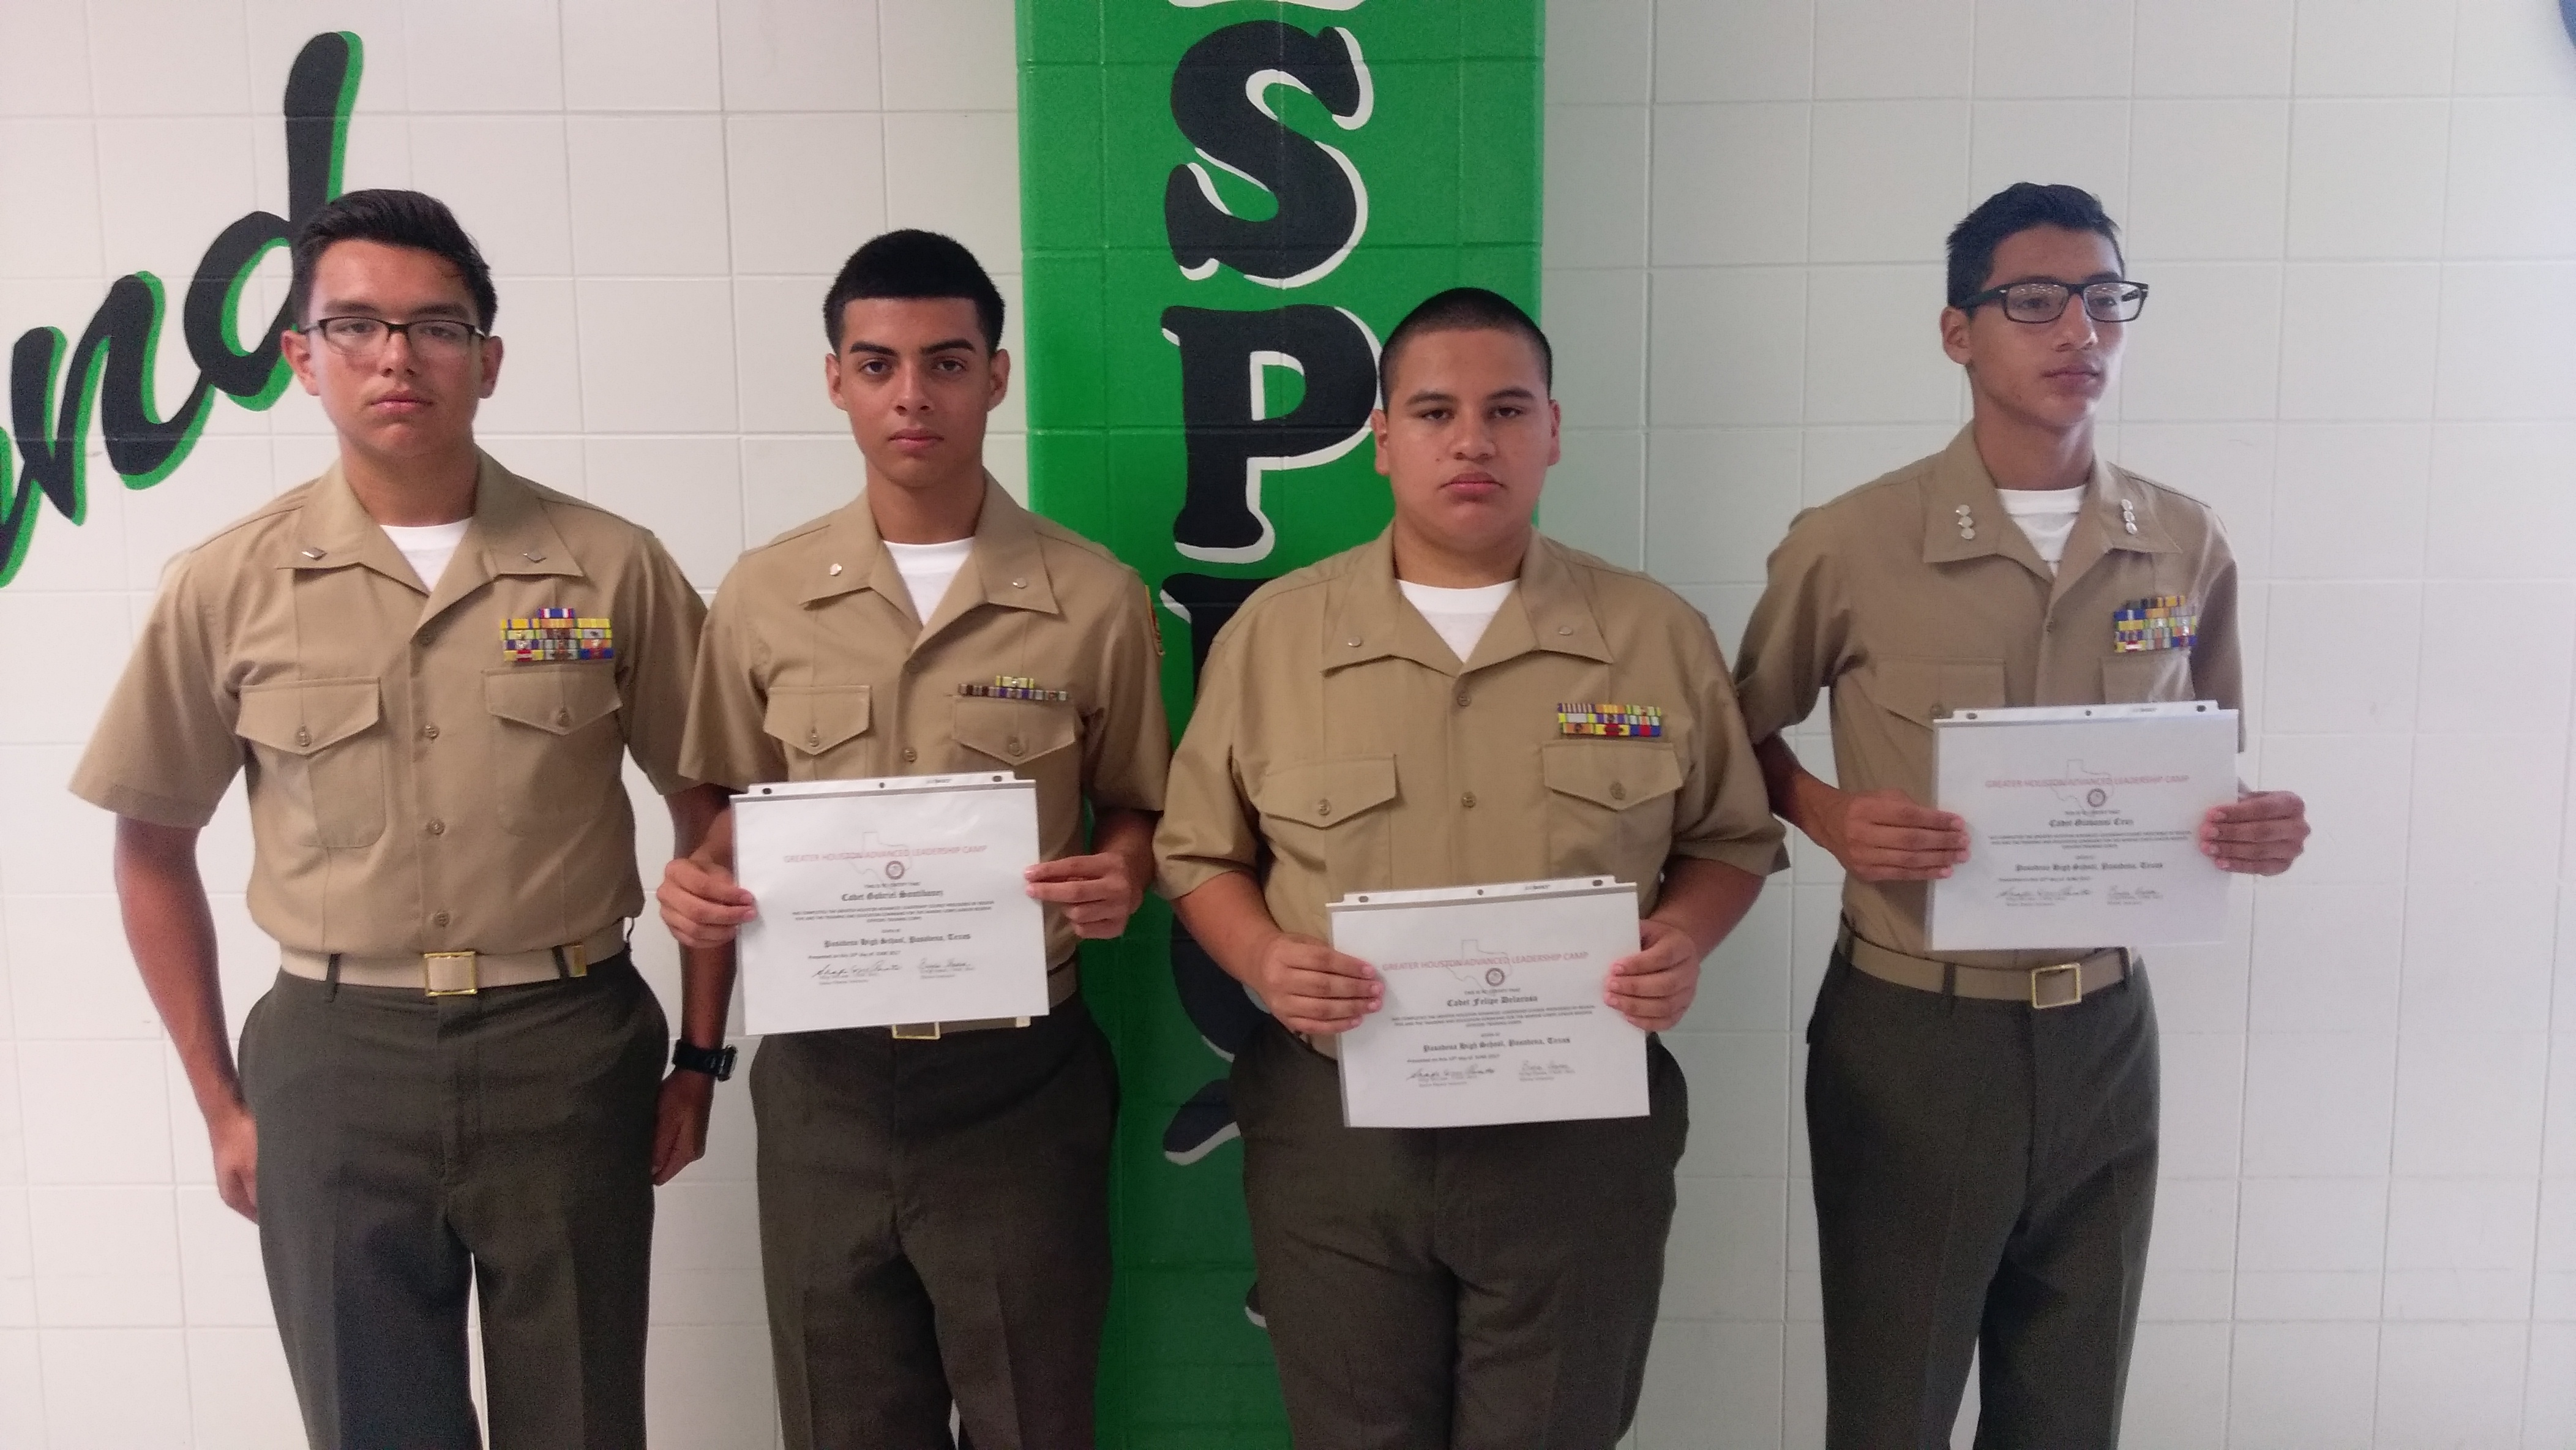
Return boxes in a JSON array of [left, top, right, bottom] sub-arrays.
[[1461, 792, 1477, 808], [1454, 688, 1471, 707], [1556, 625, 1573, 636], [807, 729, 821, 747], [431, 911, 451, 928], [902, 747, 918, 764], [1609, 783, 1627, 802], [1011, 577, 1027, 589], [426, 819, 446, 835], [553, 708, 571, 727], [293, 726, 311, 746], [1315, 798, 1331, 817], [421, 724, 440, 740], [1006, 737, 1025, 757]]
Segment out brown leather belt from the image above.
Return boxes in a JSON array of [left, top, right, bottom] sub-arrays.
[[281, 924, 630, 995], [1835, 923, 2129, 1009], [887, 960, 1080, 1040]]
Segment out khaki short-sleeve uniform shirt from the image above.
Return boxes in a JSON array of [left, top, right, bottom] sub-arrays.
[[1155, 529, 1786, 951], [682, 478, 1169, 968], [1732, 426, 2245, 969], [70, 454, 706, 956]]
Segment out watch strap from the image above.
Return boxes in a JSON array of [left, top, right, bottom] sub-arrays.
[[671, 1039, 736, 1081]]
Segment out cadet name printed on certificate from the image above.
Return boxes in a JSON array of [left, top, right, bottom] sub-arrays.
[[732, 773, 1050, 1034]]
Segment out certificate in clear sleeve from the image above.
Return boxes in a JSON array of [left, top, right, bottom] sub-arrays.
[[732, 772, 1049, 1034], [1329, 876, 1647, 1129], [1929, 701, 2237, 951]]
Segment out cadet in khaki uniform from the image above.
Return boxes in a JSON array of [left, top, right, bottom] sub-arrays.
[[1733, 185, 2310, 1449], [1156, 289, 1783, 1450], [657, 230, 1168, 1450], [69, 191, 728, 1450]]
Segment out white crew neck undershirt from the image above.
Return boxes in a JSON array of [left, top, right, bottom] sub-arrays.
[[1994, 487, 2087, 575], [882, 537, 976, 625], [379, 519, 473, 591], [1398, 578, 1518, 664]]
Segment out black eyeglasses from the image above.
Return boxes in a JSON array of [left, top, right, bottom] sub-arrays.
[[300, 316, 487, 358], [1958, 279, 2150, 325]]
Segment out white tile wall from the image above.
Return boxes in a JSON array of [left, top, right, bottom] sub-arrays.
[[4, 1, 2571, 1446], [1543, 2, 2576, 1446]]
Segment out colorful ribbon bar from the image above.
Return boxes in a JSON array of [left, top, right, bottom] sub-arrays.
[[960, 676, 1071, 702], [503, 607, 615, 662], [1557, 703, 1664, 738], [2111, 595, 2196, 653]]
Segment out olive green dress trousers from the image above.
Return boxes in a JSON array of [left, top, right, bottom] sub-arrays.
[[1807, 954, 2160, 1450], [1233, 1017, 1690, 1450], [751, 994, 1119, 1450], [241, 954, 666, 1450]]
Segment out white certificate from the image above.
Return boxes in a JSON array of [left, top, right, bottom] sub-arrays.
[[1329, 877, 1647, 1129], [1929, 701, 2237, 951], [732, 772, 1050, 1034]]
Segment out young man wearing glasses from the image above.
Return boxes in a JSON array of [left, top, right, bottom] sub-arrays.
[[70, 189, 725, 1449], [1732, 183, 2308, 1447]]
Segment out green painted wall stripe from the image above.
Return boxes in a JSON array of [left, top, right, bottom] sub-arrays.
[[1016, 2, 1543, 1440]]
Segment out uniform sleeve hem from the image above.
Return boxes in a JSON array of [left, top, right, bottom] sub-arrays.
[[1155, 857, 1251, 902], [1672, 836, 1791, 878], [67, 775, 221, 829]]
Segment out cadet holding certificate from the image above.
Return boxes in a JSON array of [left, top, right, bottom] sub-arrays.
[[1155, 290, 1782, 1449], [1732, 184, 2310, 1448], [656, 232, 1167, 1450]]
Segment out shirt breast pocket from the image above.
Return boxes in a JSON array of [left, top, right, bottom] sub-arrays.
[[762, 685, 872, 781], [2100, 650, 2193, 704], [1251, 756, 1399, 902], [484, 664, 624, 835], [951, 693, 1082, 797], [235, 678, 388, 848], [1539, 741, 1685, 879]]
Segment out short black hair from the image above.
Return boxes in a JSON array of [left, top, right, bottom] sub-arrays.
[[1377, 287, 1552, 403], [288, 189, 498, 329], [1945, 182, 2124, 309], [822, 230, 1005, 353]]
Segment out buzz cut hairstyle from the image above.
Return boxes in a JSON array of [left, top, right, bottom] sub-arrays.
[[1945, 182, 2125, 309], [822, 229, 1006, 354], [287, 188, 498, 329], [1378, 287, 1554, 404]]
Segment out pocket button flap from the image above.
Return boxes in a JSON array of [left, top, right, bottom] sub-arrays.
[[484, 664, 621, 735], [236, 678, 382, 755], [1256, 756, 1399, 825], [1540, 740, 1683, 810], [763, 685, 871, 756]]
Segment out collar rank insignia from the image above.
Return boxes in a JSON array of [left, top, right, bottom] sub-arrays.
[[2113, 595, 2196, 653], [1559, 703, 1664, 737], [960, 675, 1071, 702], [503, 607, 613, 663]]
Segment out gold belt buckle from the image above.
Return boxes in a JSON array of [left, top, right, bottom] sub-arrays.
[[891, 1021, 943, 1041], [2030, 961, 2083, 1010], [424, 951, 479, 996], [564, 941, 589, 979]]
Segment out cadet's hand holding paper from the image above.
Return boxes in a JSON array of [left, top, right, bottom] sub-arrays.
[[1331, 877, 1649, 1129], [732, 773, 1050, 1033]]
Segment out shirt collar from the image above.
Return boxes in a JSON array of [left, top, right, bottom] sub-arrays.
[[1918, 424, 2176, 576], [797, 474, 1061, 626], [1322, 528, 1616, 675], [286, 452, 583, 606]]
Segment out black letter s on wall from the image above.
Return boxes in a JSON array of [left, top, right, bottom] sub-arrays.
[[1164, 21, 1373, 289]]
